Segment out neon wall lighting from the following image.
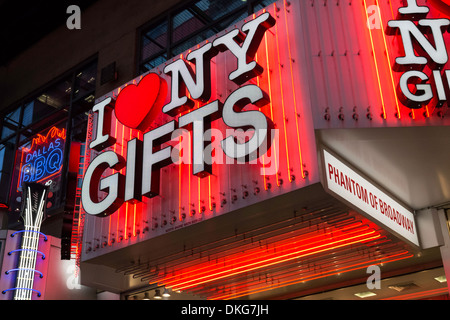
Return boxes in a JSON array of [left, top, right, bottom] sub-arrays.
[[119, 207, 413, 300], [1, 183, 49, 300], [75, 0, 447, 300]]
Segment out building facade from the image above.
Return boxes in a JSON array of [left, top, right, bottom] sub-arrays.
[[0, 0, 449, 300]]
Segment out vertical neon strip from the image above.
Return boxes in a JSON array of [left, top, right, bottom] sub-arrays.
[[376, 0, 401, 119], [208, 175, 212, 211], [425, 104, 431, 117], [188, 130, 192, 216], [198, 176, 201, 213], [387, 0, 416, 119], [283, 1, 305, 179], [129, 128, 137, 237], [255, 43, 268, 190], [113, 89, 121, 244], [16, 150, 25, 191], [113, 118, 119, 242], [13, 187, 46, 300], [116, 119, 121, 242], [15, 203, 28, 298], [120, 124, 128, 239], [264, 33, 280, 186], [133, 203, 137, 237], [274, 4, 292, 183], [252, 12, 267, 189], [363, 0, 387, 119], [179, 133, 182, 221]]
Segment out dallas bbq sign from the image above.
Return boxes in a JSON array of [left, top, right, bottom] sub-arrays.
[[81, 12, 276, 217]]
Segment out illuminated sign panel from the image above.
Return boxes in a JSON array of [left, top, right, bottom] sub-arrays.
[[80, 3, 317, 258], [79, 0, 447, 260], [81, 12, 281, 217], [17, 127, 66, 189], [386, 0, 450, 109], [10, 124, 66, 212], [10, 125, 66, 213], [18, 126, 65, 187], [2, 182, 49, 300], [302, 0, 450, 127], [321, 149, 419, 247]]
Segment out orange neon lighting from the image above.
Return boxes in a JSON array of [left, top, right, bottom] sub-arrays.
[[157, 223, 381, 290], [16, 125, 67, 192], [178, 132, 183, 221], [188, 130, 192, 217], [74, 4, 429, 302], [212, 251, 413, 300], [263, 32, 280, 186], [254, 42, 268, 190], [274, 3, 292, 183], [208, 175, 212, 211], [22, 126, 66, 153], [283, 1, 305, 179], [170, 231, 381, 291], [362, 0, 387, 119], [163, 221, 366, 279], [375, 0, 401, 119]]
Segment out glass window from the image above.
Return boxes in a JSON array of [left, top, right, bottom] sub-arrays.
[[253, 0, 277, 12], [21, 77, 72, 128], [39, 78, 72, 108], [141, 55, 168, 74], [0, 138, 15, 203], [4, 108, 21, 127], [9, 117, 68, 214], [141, 19, 168, 62], [172, 7, 207, 44], [171, 28, 216, 57], [21, 107, 69, 143], [0, 144, 4, 171], [194, 0, 247, 29], [0, 59, 97, 215], [21, 101, 35, 128], [1, 107, 21, 139], [74, 62, 97, 100], [1, 126, 15, 140], [138, 0, 276, 75]]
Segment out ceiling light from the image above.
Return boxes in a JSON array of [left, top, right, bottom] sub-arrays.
[[354, 291, 377, 298], [163, 288, 171, 297], [388, 282, 418, 292], [153, 289, 162, 299], [434, 275, 447, 283], [143, 292, 150, 300]]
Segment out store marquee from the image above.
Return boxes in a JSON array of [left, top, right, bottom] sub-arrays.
[[321, 148, 419, 247]]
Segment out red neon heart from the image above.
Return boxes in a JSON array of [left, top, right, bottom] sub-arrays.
[[115, 73, 168, 131]]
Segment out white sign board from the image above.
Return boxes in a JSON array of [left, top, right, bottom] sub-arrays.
[[322, 149, 419, 247]]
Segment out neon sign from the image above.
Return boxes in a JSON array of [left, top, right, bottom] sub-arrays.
[[18, 126, 66, 188], [2, 182, 49, 300], [81, 12, 277, 217], [387, 0, 450, 109]]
